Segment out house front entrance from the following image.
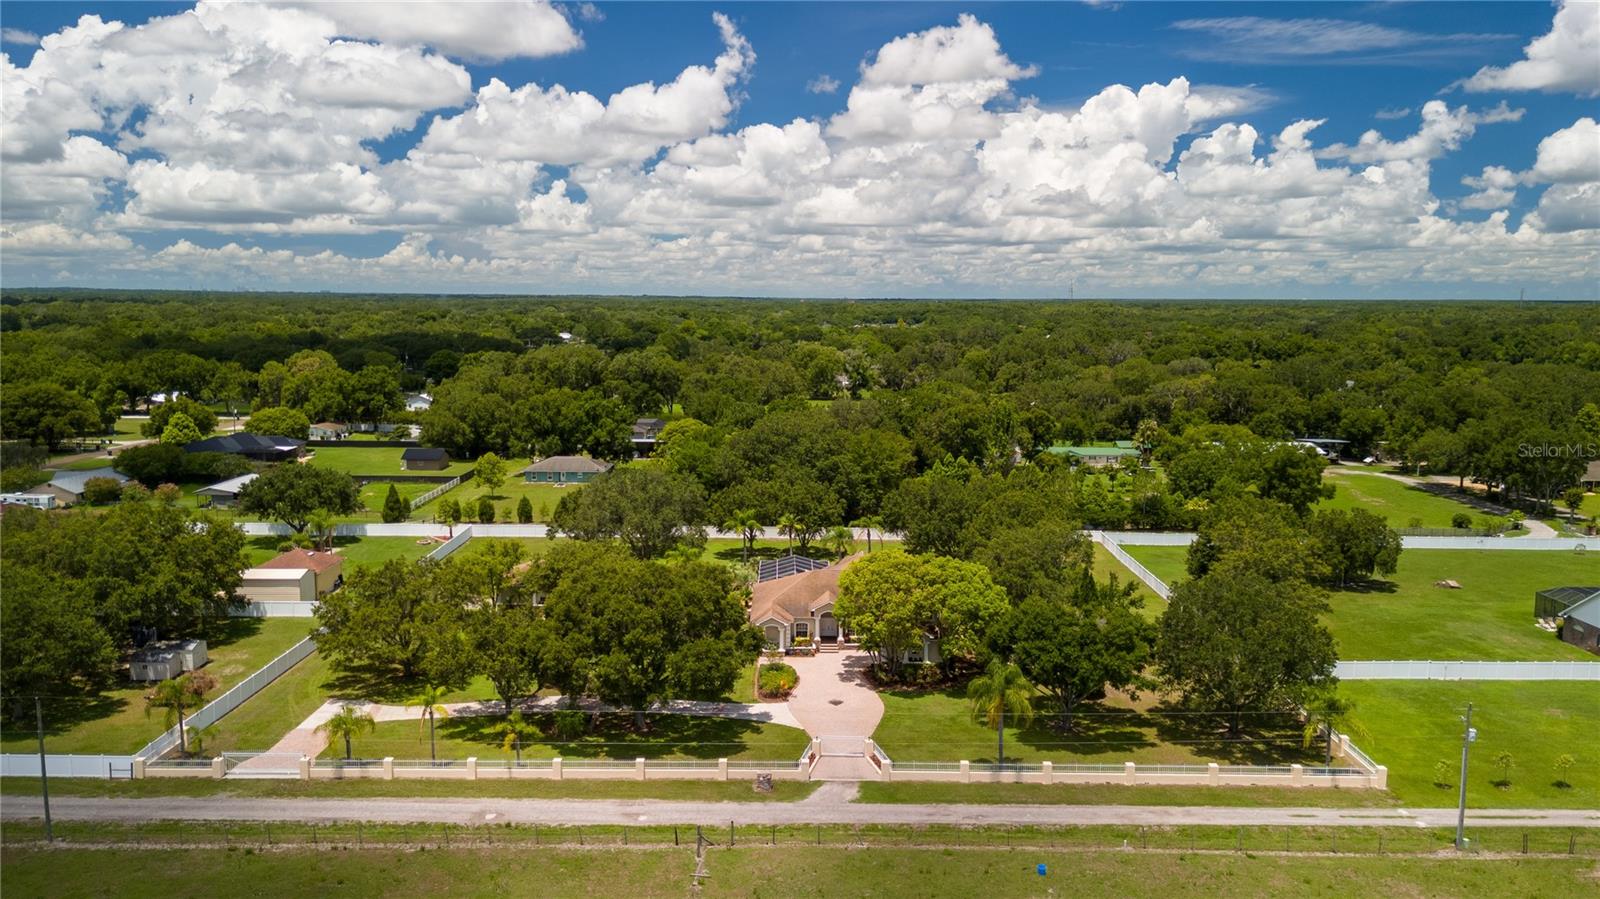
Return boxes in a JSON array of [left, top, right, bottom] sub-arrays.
[[818, 612, 839, 642]]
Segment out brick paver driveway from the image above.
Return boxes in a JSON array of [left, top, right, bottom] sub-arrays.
[[782, 651, 883, 739]]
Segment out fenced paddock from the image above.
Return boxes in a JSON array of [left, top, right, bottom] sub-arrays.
[[1335, 660, 1600, 680]]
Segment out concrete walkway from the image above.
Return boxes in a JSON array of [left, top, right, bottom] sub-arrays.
[[6, 796, 1596, 829], [782, 651, 885, 780]]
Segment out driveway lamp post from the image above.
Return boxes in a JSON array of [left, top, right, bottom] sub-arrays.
[[1455, 703, 1476, 851]]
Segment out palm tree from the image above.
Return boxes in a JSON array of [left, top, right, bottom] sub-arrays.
[[776, 513, 799, 551], [412, 685, 451, 761], [825, 525, 855, 560], [317, 704, 376, 760], [305, 508, 335, 551], [1299, 687, 1367, 766], [496, 711, 541, 765], [722, 509, 762, 563], [185, 723, 221, 758], [851, 516, 884, 552], [144, 671, 217, 756], [966, 659, 1034, 768]]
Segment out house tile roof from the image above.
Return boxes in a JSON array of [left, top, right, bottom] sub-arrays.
[[256, 548, 343, 573], [522, 455, 612, 474], [48, 467, 130, 494], [748, 553, 862, 627], [186, 433, 304, 454], [401, 447, 449, 461]]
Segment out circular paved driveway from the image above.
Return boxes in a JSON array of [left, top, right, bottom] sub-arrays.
[[781, 651, 883, 739]]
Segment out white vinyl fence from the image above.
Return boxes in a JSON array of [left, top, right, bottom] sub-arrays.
[[237, 522, 553, 538], [410, 471, 472, 509], [0, 753, 134, 778], [135, 635, 317, 760], [426, 527, 475, 561], [1094, 533, 1171, 599], [1335, 660, 1600, 680]]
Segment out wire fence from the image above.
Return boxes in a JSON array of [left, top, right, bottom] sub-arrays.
[[3, 819, 1595, 858]]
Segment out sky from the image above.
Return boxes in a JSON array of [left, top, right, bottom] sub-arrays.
[[1, 1, 1596, 299]]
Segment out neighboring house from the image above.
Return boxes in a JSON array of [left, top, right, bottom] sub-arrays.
[[1537, 586, 1600, 655], [522, 455, 611, 483], [309, 421, 350, 440], [240, 548, 344, 603], [401, 447, 451, 471], [1582, 459, 1600, 488], [404, 392, 433, 412], [194, 472, 259, 508], [35, 467, 131, 506], [631, 417, 666, 457], [1045, 444, 1141, 467], [186, 433, 305, 462], [0, 493, 55, 510], [747, 553, 942, 663]]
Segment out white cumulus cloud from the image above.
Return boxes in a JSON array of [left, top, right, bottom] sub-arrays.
[[1464, 0, 1600, 97]]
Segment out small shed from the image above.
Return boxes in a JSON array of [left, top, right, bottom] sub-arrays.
[[401, 447, 450, 471], [194, 472, 258, 508], [1559, 594, 1600, 655], [521, 455, 612, 483], [171, 639, 209, 671], [130, 649, 180, 682]]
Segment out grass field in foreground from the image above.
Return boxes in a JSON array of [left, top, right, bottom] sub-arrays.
[[2, 845, 1592, 898], [321, 712, 808, 763], [0, 776, 818, 802], [873, 688, 1318, 766], [1342, 680, 1598, 810], [1319, 471, 1491, 529], [1121, 545, 1599, 661], [0, 618, 312, 755], [856, 782, 1397, 807]]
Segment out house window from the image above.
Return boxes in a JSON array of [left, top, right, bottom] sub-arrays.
[[795, 623, 809, 637]]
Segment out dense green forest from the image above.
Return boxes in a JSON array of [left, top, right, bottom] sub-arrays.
[[3, 291, 1595, 521]]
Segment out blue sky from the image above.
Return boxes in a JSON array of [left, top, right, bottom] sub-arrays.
[[1, 1, 1596, 298]]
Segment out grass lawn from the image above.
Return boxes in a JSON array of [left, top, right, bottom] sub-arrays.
[[3, 845, 1591, 898], [1320, 471, 1489, 528], [1119, 543, 1190, 591], [204, 650, 335, 753], [872, 688, 1317, 766], [857, 782, 1397, 807], [448, 536, 553, 561], [321, 712, 809, 762], [0, 619, 313, 755], [307, 445, 473, 477], [433, 475, 576, 522], [1343, 680, 1598, 810], [0, 776, 818, 802], [240, 534, 436, 568], [1322, 549, 1598, 660], [49, 454, 126, 471], [1092, 543, 1166, 618]]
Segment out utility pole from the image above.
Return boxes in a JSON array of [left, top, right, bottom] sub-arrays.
[[1455, 702, 1475, 851], [34, 696, 53, 842]]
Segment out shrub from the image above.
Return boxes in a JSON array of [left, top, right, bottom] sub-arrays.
[[516, 495, 534, 523], [757, 663, 799, 699], [0, 466, 48, 492], [552, 710, 586, 740], [153, 483, 182, 505], [81, 476, 124, 505], [381, 484, 409, 523], [1451, 512, 1473, 530], [477, 495, 495, 523]]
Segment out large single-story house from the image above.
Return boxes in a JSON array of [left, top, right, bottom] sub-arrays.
[[404, 392, 433, 412], [1045, 443, 1141, 467], [309, 421, 350, 440], [33, 467, 131, 506], [748, 553, 940, 663], [1582, 460, 1600, 488], [631, 418, 666, 457], [194, 472, 258, 508], [401, 447, 451, 471], [522, 455, 612, 483], [186, 433, 305, 462], [240, 548, 343, 603]]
